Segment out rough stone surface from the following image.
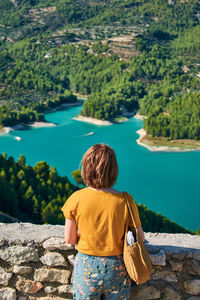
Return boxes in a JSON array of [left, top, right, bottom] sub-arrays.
[[184, 279, 200, 295], [150, 250, 166, 266], [146, 233, 200, 251], [0, 267, 12, 286], [57, 284, 73, 294], [162, 287, 182, 300], [0, 246, 38, 264], [0, 237, 4, 246], [0, 287, 16, 300], [34, 268, 71, 284], [0, 223, 200, 300], [29, 297, 71, 300], [16, 277, 43, 294], [0, 223, 64, 243], [67, 254, 75, 266], [40, 252, 67, 267], [43, 237, 74, 251], [151, 269, 177, 282], [187, 259, 200, 276], [169, 259, 184, 272], [188, 252, 200, 261], [44, 286, 57, 293], [0, 223, 200, 250], [130, 285, 161, 300], [13, 265, 32, 274], [171, 251, 188, 260]]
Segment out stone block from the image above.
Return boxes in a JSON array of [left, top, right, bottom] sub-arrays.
[[57, 284, 73, 294], [34, 268, 71, 284], [0, 267, 12, 286], [186, 259, 200, 276], [184, 279, 200, 296], [13, 265, 32, 274], [130, 285, 161, 300], [0, 287, 16, 300], [169, 260, 184, 272], [188, 252, 200, 261], [67, 254, 75, 266], [30, 297, 71, 300], [150, 250, 166, 266], [0, 246, 38, 264], [187, 297, 200, 300], [0, 237, 4, 247], [43, 237, 74, 251], [171, 252, 187, 260], [162, 287, 182, 300], [16, 277, 43, 294], [44, 286, 57, 293], [40, 252, 67, 267], [151, 269, 177, 282]]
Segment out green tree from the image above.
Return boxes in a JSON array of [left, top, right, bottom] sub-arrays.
[[71, 169, 84, 188]]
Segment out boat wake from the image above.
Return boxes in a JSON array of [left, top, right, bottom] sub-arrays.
[[78, 132, 94, 137]]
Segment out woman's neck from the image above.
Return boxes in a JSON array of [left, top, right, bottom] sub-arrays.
[[88, 187, 121, 194]]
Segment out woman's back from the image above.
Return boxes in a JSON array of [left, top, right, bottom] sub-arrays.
[[62, 187, 141, 256]]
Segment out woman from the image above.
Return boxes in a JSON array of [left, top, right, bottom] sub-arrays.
[[61, 144, 144, 299]]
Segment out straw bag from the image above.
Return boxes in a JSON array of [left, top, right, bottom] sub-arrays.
[[123, 192, 152, 285]]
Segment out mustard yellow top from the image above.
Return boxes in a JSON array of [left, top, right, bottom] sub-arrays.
[[61, 187, 141, 256]]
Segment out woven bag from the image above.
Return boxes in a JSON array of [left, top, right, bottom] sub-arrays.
[[123, 192, 152, 285]]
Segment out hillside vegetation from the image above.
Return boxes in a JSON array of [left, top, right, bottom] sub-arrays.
[[0, 0, 200, 139]]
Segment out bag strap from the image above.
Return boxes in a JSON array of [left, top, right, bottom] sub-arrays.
[[123, 192, 137, 229]]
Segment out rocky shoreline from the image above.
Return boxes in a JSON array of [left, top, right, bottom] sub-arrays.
[[136, 128, 200, 152], [0, 102, 83, 136], [73, 115, 113, 126], [1, 122, 56, 135]]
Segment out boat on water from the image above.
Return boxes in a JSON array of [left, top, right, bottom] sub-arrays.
[[15, 136, 22, 141], [78, 131, 95, 137], [84, 132, 94, 136]]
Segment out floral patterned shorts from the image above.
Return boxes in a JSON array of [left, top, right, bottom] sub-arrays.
[[73, 252, 131, 299]]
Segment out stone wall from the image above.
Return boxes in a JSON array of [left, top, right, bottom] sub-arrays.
[[0, 223, 200, 300]]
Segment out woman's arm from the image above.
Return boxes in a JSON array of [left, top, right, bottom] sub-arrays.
[[64, 218, 79, 245], [138, 226, 145, 242]]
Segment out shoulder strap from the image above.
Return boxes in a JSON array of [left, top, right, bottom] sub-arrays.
[[123, 192, 137, 229]]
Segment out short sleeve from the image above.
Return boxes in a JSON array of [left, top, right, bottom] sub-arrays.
[[61, 192, 78, 220], [127, 194, 141, 228]]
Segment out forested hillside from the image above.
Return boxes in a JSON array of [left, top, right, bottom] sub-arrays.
[[0, 0, 200, 139], [0, 153, 76, 224], [0, 153, 195, 234]]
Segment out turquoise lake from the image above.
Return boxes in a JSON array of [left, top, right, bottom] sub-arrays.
[[0, 105, 199, 232]]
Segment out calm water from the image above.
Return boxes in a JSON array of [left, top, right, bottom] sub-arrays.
[[0, 105, 199, 231]]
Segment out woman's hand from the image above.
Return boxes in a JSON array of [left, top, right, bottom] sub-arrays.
[[64, 218, 79, 245]]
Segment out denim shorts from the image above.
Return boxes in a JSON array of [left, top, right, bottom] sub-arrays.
[[73, 252, 131, 299]]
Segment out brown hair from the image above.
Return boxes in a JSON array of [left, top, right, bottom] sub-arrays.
[[81, 144, 119, 189]]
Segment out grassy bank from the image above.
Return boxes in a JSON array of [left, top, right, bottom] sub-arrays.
[[141, 134, 200, 151]]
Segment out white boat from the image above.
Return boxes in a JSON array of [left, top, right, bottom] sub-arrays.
[[15, 136, 22, 141], [78, 132, 95, 138], [84, 132, 94, 136]]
